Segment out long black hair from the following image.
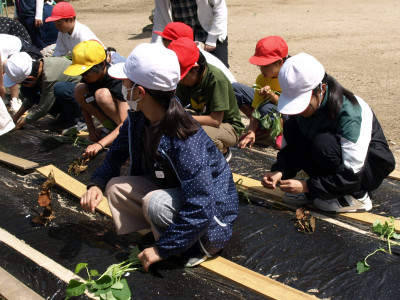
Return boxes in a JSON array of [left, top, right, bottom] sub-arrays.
[[143, 87, 199, 140], [312, 73, 359, 123]]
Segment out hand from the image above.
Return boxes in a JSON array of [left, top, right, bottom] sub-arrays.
[[204, 44, 216, 52], [83, 142, 103, 157], [258, 85, 273, 99], [14, 118, 27, 130], [279, 179, 308, 194], [35, 19, 43, 27], [261, 171, 283, 189], [138, 247, 163, 272], [80, 186, 103, 213], [88, 128, 103, 143], [238, 131, 256, 149]]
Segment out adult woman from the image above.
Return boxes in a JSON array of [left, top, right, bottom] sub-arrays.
[[80, 43, 238, 270], [262, 53, 395, 213]]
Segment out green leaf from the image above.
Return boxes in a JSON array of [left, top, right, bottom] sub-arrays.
[[66, 279, 86, 298], [392, 232, 400, 239], [90, 269, 100, 276], [74, 263, 88, 275], [111, 279, 131, 300], [128, 246, 141, 264], [111, 281, 124, 290], [356, 261, 370, 274], [93, 275, 114, 290]]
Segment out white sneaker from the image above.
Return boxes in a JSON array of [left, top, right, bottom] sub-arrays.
[[313, 193, 372, 213], [9, 98, 22, 114], [282, 193, 313, 206]]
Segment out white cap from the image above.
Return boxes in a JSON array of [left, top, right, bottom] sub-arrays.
[[3, 52, 33, 87], [277, 53, 325, 115], [108, 43, 180, 91]]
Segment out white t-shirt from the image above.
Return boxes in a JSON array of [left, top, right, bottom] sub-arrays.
[[0, 34, 22, 63], [53, 21, 104, 57], [199, 48, 236, 83]]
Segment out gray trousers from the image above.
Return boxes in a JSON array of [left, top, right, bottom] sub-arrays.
[[105, 175, 184, 240]]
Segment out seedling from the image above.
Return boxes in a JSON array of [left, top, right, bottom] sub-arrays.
[[66, 246, 142, 299], [251, 85, 282, 139], [356, 217, 400, 274], [235, 178, 251, 204]]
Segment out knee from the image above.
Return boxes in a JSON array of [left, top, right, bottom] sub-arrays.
[[94, 88, 112, 105], [54, 81, 72, 99], [105, 177, 120, 204], [74, 83, 88, 104]]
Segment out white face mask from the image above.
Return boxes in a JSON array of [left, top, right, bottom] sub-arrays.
[[122, 83, 141, 111]]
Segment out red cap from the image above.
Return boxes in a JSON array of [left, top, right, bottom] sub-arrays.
[[45, 2, 76, 22], [168, 37, 199, 79], [154, 22, 194, 41], [249, 36, 288, 66]]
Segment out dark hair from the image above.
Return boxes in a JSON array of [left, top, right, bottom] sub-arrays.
[[197, 51, 207, 76], [89, 60, 106, 74], [312, 73, 359, 123], [29, 59, 40, 77], [106, 47, 117, 52], [143, 87, 199, 140]]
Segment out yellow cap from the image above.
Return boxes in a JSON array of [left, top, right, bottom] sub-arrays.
[[63, 40, 106, 76]]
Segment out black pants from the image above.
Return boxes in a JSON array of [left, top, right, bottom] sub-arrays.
[[209, 37, 229, 68]]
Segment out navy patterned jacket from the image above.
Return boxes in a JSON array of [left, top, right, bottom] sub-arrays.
[[90, 110, 239, 258]]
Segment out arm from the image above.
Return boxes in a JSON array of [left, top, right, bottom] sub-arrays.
[[238, 112, 258, 149], [35, 0, 44, 27], [203, 0, 228, 47], [151, 0, 171, 43], [192, 110, 223, 128], [24, 85, 56, 124]]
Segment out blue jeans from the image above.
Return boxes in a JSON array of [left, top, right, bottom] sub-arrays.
[[54, 81, 81, 126]]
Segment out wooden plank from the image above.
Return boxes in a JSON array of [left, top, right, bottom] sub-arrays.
[[232, 173, 400, 232], [36, 164, 112, 217], [36, 165, 316, 299], [0, 151, 39, 170], [388, 170, 400, 181], [201, 257, 317, 300]]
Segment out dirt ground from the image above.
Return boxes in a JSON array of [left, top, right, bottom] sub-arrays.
[[9, 0, 400, 165]]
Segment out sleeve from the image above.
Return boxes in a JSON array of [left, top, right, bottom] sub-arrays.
[[151, 0, 171, 43], [155, 138, 214, 258], [25, 81, 56, 124], [35, 0, 44, 20], [53, 34, 68, 57], [204, 0, 227, 46], [208, 79, 230, 112], [251, 74, 265, 108], [89, 118, 130, 191]]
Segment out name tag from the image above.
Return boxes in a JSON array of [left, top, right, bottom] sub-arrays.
[[155, 171, 165, 178], [84, 95, 95, 104]]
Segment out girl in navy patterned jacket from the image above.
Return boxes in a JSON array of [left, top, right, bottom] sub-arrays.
[[80, 43, 238, 271]]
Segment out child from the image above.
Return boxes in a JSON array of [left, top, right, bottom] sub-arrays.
[[235, 36, 289, 150], [0, 33, 43, 113], [81, 43, 238, 269], [168, 37, 244, 161], [3, 52, 81, 130], [63, 40, 129, 157], [13, 0, 58, 50], [262, 53, 395, 213], [153, 22, 236, 84], [45, 1, 104, 57]]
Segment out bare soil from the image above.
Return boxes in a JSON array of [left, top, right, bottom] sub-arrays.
[[12, 0, 400, 166]]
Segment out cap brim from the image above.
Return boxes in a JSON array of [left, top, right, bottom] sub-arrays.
[[45, 16, 62, 22], [249, 55, 279, 66], [108, 63, 128, 79], [63, 64, 92, 76], [3, 74, 18, 88], [277, 90, 312, 115]]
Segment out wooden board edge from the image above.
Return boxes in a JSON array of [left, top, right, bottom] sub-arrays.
[[388, 170, 400, 181], [201, 256, 318, 299], [36, 164, 112, 217], [232, 173, 400, 232], [0, 151, 39, 170]]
